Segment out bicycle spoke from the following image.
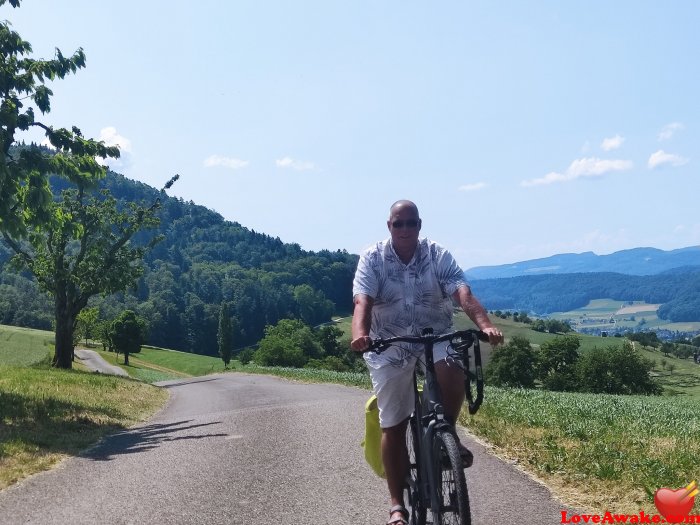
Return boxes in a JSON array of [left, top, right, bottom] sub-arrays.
[[405, 416, 426, 525], [433, 431, 471, 525]]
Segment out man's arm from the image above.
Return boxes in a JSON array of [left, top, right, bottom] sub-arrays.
[[350, 293, 374, 351], [452, 285, 504, 346]]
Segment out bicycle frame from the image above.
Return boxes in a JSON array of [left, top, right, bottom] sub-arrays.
[[415, 334, 454, 516], [368, 328, 487, 524]]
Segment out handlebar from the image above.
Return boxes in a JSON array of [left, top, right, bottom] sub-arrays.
[[365, 328, 489, 352], [365, 328, 487, 414]]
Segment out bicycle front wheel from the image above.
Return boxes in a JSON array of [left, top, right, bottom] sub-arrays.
[[406, 415, 426, 525], [431, 430, 470, 525]]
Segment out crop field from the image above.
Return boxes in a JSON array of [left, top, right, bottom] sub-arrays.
[[464, 386, 700, 514], [549, 298, 700, 332]]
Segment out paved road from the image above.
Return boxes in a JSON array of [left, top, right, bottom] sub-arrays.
[[75, 348, 128, 377], [0, 373, 578, 524]]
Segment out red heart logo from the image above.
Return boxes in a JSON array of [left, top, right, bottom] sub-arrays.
[[654, 487, 695, 523]]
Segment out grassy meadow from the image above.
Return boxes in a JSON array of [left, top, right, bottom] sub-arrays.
[[0, 363, 167, 490], [0, 325, 53, 367]]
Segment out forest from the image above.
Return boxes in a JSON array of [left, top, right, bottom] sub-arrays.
[[469, 270, 700, 321], [0, 170, 358, 356]]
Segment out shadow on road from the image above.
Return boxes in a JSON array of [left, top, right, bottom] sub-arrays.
[[155, 377, 220, 388], [83, 420, 228, 461]]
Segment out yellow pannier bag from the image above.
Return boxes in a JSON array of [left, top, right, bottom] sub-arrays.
[[362, 385, 421, 479], [361, 394, 385, 478]]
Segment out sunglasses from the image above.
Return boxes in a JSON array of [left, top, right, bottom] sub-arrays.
[[391, 219, 419, 229]]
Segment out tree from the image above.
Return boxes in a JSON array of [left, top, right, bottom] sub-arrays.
[[536, 335, 580, 391], [217, 302, 233, 368], [95, 318, 113, 351], [110, 310, 145, 366], [253, 319, 323, 368], [75, 306, 99, 346], [0, 1, 177, 368], [531, 319, 547, 333], [484, 336, 536, 388], [627, 331, 660, 349], [293, 284, 334, 325], [661, 342, 674, 357], [575, 342, 661, 395], [5, 178, 175, 368], [315, 324, 344, 357]]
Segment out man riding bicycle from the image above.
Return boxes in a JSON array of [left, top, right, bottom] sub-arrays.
[[350, 200, 503, 525]]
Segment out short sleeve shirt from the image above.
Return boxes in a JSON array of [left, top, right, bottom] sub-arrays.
[[353, 238, 468, 367]]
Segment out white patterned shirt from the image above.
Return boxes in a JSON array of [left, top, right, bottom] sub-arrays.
[[352, 238, 468, 368]]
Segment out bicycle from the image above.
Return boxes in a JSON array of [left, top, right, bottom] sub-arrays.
[[366, 328, 488, 525]]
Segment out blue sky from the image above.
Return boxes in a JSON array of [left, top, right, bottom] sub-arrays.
[[7, 1, 699, 269]]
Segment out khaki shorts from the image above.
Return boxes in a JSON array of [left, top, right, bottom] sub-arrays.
[[367, 341, 455, 428]]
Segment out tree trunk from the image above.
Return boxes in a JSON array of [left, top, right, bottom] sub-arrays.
[[53, 295, 75, 369], [124, 351, 129, 366]]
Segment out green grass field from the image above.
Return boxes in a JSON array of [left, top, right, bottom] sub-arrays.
[[0, 325, 53, 367], [0, 364, 167, 490], [90, 346, 225, 383]]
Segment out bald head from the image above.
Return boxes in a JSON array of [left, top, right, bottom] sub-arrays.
[[389, 200, 419, 219]]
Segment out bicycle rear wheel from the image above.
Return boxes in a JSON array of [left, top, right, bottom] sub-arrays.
[[405, 415, 426, 525], [431, 430, 471, 525]]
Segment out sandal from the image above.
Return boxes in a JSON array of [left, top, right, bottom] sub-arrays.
[[387, 504, 409, 525]]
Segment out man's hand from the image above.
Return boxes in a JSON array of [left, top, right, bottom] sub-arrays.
[[350, 335, 372, 352], [481, 326, 504, 347]]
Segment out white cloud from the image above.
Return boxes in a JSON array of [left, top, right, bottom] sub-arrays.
[[658, 122, 684, 141], [601, 134, 624, 151], [96, 127, 132, 171], [458, 182, 487, 192], [521, 157, 633, 187], [648, 150, 689, 169], [203, 155, 249, 170], [99, 126, 132, 153], [275, 156, 316, 171]]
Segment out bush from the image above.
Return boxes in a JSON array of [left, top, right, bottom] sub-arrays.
[[485, 336, 536, 388], [237, 348, 254, 365], [304, 356, 350, 372]]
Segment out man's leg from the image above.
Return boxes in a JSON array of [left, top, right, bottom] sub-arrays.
[[368, 355, 415, 522], [382, 419, 409, 520], [435, 360, 473, 466], [435, 360, 465, 422]]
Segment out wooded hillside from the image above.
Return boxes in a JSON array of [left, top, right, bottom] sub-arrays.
[[470, 270, 700, 321], [0, 171, 358, 355]]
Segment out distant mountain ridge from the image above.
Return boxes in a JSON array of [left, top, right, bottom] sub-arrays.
[[465, 246, 700, 280]]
